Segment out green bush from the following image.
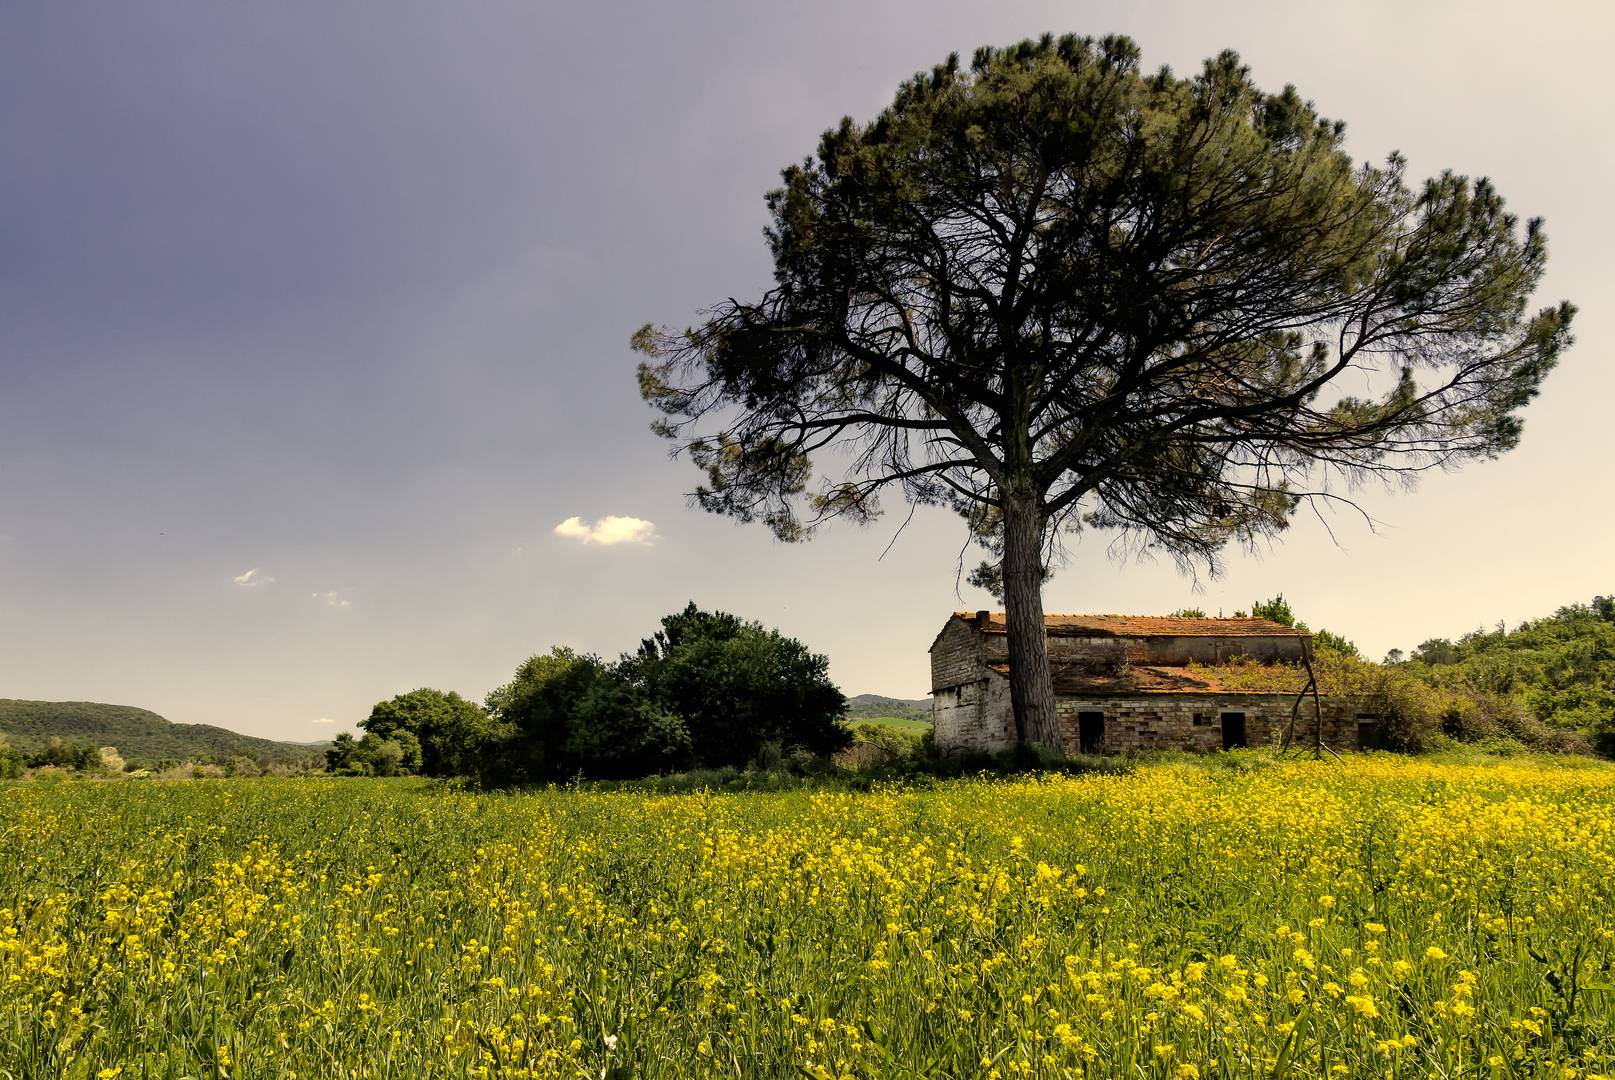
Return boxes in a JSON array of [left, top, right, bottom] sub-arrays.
[[0, 737, 23, 780], [612, 603, 850, 768], [324, 732, 416, 777], [1362, 667, 1446, 751], [477, 604, 851, 784], [481, 648, 609, 785], [361, 689, 494, 778], [567, 682, 693, 780]]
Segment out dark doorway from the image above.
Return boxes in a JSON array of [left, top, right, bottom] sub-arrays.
[[1357, 715, 1383, 750], [1220, 712, 1247, 750], [1078, 712, 1105, 755]]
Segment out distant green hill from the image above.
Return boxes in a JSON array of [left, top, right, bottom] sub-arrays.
[[0, 700, 327, 769], [846, 694, 932, 734]]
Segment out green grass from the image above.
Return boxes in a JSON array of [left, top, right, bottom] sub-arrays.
[[2, 756, 1613, 1077], [850, 714, 932, 736]]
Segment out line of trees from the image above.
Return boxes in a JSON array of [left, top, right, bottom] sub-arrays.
[[0, 736, 105, 778], [0, 737, 301, 779], [328, 603, 851, 784]]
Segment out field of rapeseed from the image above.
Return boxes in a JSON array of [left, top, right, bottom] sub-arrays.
[[2, 758, 1614, 1079]]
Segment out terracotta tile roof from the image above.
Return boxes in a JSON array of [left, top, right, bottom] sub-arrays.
[[986, 661, 1310, 697], [955, 611, 1307, 638]]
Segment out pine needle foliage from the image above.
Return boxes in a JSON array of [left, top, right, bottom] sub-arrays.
[[636, 34, 1574, 751]]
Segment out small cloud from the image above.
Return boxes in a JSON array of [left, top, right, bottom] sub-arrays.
[[554, 515, 658, 546], [313, 716, 338, 725], [312, 590, 352, 608], [233, 567, 275, 587]]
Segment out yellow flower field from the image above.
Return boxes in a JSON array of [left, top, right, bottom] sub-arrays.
[[3, 757, 1614, 1078]]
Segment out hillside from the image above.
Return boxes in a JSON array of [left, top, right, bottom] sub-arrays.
[[0, 700, 327, 769], [846, 694, 931, 734], [1405, 596, 1615, 746]]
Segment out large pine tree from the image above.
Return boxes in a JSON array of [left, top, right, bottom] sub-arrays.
[[635, 34, 1574, 751]]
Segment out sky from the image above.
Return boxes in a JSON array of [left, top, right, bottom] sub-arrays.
[[2, 1, 1611, 741]]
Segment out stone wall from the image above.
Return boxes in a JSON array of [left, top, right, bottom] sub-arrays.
[[982, 632, 1129, 668], [1053, 693, 1367, 753], [934, 675, 1373, 755], [930, 617, 985, 692], [987, 631, 1306, 666]]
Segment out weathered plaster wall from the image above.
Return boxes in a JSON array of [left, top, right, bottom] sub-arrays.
[[962, 621, 1306, 668], [1115, 634, 1307, 665], [931, 677, 1016, 753]]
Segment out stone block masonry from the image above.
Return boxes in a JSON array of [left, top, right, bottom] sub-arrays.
[[1055, 694, 1365, 754]]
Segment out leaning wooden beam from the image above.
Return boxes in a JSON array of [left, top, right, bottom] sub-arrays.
[[1300, 638, 1342, 761]]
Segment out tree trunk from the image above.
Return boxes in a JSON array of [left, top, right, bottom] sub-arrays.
[[1001, 498, 1063, 754]]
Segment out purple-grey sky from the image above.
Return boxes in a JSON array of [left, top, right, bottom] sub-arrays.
[[3, 1, 1610, 740]]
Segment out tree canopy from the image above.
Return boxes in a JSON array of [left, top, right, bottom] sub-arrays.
[[481, 647, 611, 785], [636, 33, 1573, 750], [612, 603, 850, 769], [478, 605, 850, 784], [325, 731, 415, 777], [360, 688, 494, 779], [1234, 594, 1359, 657]]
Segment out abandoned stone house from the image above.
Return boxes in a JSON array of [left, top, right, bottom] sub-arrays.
[[930, 610, 1376, 754]]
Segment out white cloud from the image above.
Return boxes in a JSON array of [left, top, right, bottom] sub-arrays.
[[233, 567, 275, 587], [313, 716, 338, 725], [553, 515, 658, 546], [312, 590, 352, 608]]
